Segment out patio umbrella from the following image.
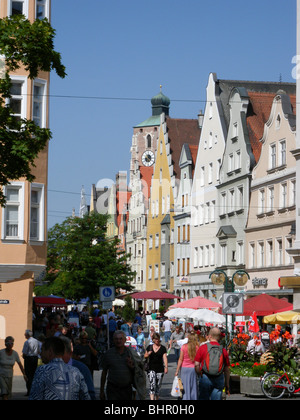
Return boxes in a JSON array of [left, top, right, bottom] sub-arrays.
[[190, 309, 225, 324], [164, 308, 195, 318], [169, 296, 221, 310], [130, 290, 181, 300], [113, 298, 125, 307], [243, 294, 293, 316], [263, 309, 300, 325]]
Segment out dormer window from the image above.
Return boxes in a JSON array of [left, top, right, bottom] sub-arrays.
[[276, 114, 281, 129]]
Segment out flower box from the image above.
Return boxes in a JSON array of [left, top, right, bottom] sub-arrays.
[[240, 376, 263, 396], [229, 374, 240, 394]]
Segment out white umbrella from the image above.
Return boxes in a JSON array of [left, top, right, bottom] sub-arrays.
[[112, 298, 125, 307], [190, 309, 225, 324], [165, 308, 195, 318]]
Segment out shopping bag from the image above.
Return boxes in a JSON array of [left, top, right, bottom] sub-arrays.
[[171, 376, 181, 397]]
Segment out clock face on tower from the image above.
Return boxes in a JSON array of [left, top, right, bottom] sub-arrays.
[[142, 150, 155, 167]]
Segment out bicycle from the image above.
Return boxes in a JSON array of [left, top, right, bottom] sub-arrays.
[[261, 371, 300, 399]]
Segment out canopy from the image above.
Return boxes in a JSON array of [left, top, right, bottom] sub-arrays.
[[169, 296, 221, 310], [263, 309, 300, 325], [243, 294, 293, 316], [164, 308, 195, 318], [34, 296, 67, 307], [190, 309, 225, 324], [130, 290, 181, 300]]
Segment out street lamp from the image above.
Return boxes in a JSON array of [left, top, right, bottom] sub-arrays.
[[209, 269, 250, 345]]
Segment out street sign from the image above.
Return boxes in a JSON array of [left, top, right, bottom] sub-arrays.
[[102, 301, 113, 310], [222, 293, 244, 314], [99, 286, 115, 302], [0, 300, 9, 304]]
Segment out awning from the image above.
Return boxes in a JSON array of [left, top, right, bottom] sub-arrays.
[[34, 296, 67, 307]]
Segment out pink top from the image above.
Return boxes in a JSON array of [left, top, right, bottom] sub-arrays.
[[181, 344, 198, 368]]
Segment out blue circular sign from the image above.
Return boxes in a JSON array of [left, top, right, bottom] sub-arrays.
[[103, 288, 112, 298]]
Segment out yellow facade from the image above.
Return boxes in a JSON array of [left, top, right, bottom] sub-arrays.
[[146, 123, 174, 292]]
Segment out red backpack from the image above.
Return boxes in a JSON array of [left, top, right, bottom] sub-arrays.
[[202, 343, 224, 376]]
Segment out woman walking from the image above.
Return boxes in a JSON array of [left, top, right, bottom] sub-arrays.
[[144, 333, 167, 400], [0, 336, 27, 400], [175, 332, 199, 400]]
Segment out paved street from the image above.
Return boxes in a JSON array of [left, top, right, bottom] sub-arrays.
[[8, 345, 269, 401]]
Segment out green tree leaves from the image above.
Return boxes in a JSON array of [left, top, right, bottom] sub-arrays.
[[35, 213, 135, 302]]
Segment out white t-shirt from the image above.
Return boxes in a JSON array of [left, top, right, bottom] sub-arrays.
[[163, 319, 173, 332]]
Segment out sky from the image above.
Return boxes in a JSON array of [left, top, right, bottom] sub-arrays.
[[47, 0, 297, 228]]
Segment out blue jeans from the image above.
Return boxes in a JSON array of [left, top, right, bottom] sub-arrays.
[[198, 373, 224, 400], [164, 331, 172, 343]]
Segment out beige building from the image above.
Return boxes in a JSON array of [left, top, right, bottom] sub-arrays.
[[0, 0, 50, 364], [245, 91, 296, 302]]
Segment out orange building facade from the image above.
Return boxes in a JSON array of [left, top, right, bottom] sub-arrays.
[[0, 0, 50, 365]]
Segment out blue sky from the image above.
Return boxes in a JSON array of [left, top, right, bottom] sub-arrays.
[[47, 0, 297, 228]]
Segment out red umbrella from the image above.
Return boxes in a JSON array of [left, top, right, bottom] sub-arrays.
[[243, 294, 293, 316], [130, 290, 181, 300], [169, 296, 221, 310]]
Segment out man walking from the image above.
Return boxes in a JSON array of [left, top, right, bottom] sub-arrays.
[[194, 327, 230, 400], [100, 330, 135, 400], [162, 317, 173, 345], [29, 337, 90, 400], [22, 330, 39, 396]]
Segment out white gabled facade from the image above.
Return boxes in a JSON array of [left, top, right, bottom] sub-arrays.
[[189, 73, 228, 300]]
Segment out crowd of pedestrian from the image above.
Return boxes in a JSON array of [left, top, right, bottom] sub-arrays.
[[0, 305, 231, 401]]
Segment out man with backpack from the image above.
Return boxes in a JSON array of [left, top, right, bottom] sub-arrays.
[[194, 328, 230, 400]]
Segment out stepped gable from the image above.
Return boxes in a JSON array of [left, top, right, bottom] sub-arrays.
[[166, 118, 201, 179]]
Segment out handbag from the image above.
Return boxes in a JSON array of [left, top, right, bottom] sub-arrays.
[[143, 345, 152, 371]]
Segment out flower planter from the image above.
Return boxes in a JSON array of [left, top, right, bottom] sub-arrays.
[[240, 376, 263, 396], [229, 375, 240, 394]]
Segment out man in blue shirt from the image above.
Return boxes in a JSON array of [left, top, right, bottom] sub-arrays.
[[29, 337, 90, 400]]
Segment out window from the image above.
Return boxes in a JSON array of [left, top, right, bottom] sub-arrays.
[[208, 163, 213, 184], [290, 180, 296, 207], [33, 80, 47, 127], [286, 238, 293, 265], [233, 122, 238, 138], [268, 186, 274, 212], [220, 244, 227, 266], [148, 266, 152, 280], [149, 235, 153, 249], [270, 144, 276, 169], [237, 187, 244, 209], [235, 150, 241, 169], [147, 134, 152, 148], [194, 247, 198, 268], [155, 233, 159, 248], [277, 239, 283, 266], [237, 242, 244, 265], [8, 0, 29, 17], [9, 78, 27, 122], [211, 201, 216, 222], [36, 0, 49, 19], [280, 140, 286, 166], [154, 265, 159, 279], [221, 192, 227, 215], [229, 190, 235, 212], [2, 183, 24, 240], [161, 230, 166, 245], [30, 184, 44, 241], [210, 244, 215, 266], [281, 183, 287, 209], [228, 154, 234, 172], [199, 247, 204, 267], [200, 167, 205, 186], [250, 243, 255, 268], [258, 242, 265, 267], [259, 189, 265, 214], [267, 240, 273, 267], [161, 263, 166, 278]]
